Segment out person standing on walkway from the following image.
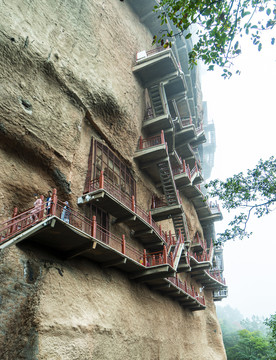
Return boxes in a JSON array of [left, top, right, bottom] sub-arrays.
[[46, 190, 52, 215], [61, 201, 70, 224]]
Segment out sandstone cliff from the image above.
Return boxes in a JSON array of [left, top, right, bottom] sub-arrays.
[[0, 1, 226, 359]]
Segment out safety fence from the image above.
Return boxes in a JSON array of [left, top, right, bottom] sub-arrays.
[[167, 276, 205, 306], [172, 159, 191, 179], [138, 131, 165, 150], [207, 270, 226, 285], [89, 172, 167, 243]]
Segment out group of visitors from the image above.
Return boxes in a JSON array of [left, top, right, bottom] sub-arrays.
[[31, 190, 70, 224]]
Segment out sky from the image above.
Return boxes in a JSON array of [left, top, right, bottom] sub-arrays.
[[200, 33, 276, 319]]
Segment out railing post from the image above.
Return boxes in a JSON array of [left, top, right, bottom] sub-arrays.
[[178, 229, 181, 241], [148, 211, 152, 225], [187, 164, 191, 179], [159, 224, 162, 236], [99, 170, 104, 189], [152, 255, 156, 266], [143, 249, 147, 266], [192, 286, 195, 297], [163, 245, 167, 264], [10, 207, 18, 235], [165, 231, 168, 244], [131, 195, 135, 212], [122, 234, 126, 255], [170, 252, 173, 266], [151, 195, 155, 209], [161, 130, 165, 144], [169, 230, 172, 245], [182, 160, 186, 173], [50, 188, 57, 216], [92, 215, 97, 238], [38, 195, 44, 220], [159, 253, 162, 265], [139, 136, 143, 149]]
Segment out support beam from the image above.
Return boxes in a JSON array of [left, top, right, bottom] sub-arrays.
[[102, 258, 127, 268], [64, 241, 96, 259], [112, 215, 136, 225]]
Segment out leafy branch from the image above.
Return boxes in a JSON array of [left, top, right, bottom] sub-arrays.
[[205, 156, 276, 245], [153, 0, 276, 77]]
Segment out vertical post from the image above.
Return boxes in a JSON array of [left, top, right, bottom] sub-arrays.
[[159, 224, 162, 236], [178, 229, 181, 241], [187, 164, 191, 179], [182, 160, 186, 173], [92, 215, 97, 238], [143, 249, 147, 266], [170, 252, 173, 266], [169, 230, 172, 245], [99, 170, 104, 189], [131, 195, 135, 212], [10, 207, 18, 235], [139, 136, 143, 149], [161, 130, 165, 144], [50, 188, 57, 216], [152, 255, 156, 266], [148, 211, 152, 225], [151, 195, 155, 209], [122, 234, 126, 255], [38, 195, 44, 220], [163, 245, 167, 264], [192, 286, 195, 297], [165, 231, 168, 244]]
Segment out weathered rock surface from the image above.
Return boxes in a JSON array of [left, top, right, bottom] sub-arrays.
[[0, 1, 226, 359]]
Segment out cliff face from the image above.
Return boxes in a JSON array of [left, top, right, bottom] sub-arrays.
[[0, 1, 226, 359]]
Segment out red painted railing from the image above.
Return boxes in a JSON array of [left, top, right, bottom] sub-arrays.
[[191, 233, 205, 250], [138, 131, 165, 150], [136, 46, 169, 61], [167, 276, 205, 306], [172, 160, 191, 180], [0, 197, 46, 244], [151, 195, 168, 209], [181, 117, 192, 127], [192, 251, 208, 262], [207, 270, 226, 285], [89, 172, 167, 243]]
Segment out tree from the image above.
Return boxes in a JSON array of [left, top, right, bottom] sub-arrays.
[[226, 329, 275, 360], [265, 313, 276, 352], [205, 156, 276, 245], [152, 0, 276, 77]]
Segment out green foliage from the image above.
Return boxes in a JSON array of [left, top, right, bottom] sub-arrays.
[[153, 0, 276, 77], [241, 315, 268, 336], [226, 329, 275, 360], [205, 156, 276, 245], [217, 306, 276, 358], [265, 313, 276, 351]]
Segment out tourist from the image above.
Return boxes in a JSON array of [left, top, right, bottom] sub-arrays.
[[61, 201, 70, 224], [31, 194, 43, 222], [46, 190, 52, 215]]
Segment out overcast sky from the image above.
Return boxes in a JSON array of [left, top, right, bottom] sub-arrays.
[[200, 33, 276, 319]]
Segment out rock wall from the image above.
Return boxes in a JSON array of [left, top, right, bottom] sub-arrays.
[[0, 1, 226, 359]]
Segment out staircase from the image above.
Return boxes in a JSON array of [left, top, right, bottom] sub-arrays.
[[157, 159, 191, 245], [149, 85, 164, 117]]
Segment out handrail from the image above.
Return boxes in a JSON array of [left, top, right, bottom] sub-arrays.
[[136, 46, 169, 62], [0, 190, 208, 309], [167, 277, 205, 306], [89, 172, 167, 244], [181, 117, 192, 127], [138, 131, 165, 150], [206, 270, 226, 285]]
